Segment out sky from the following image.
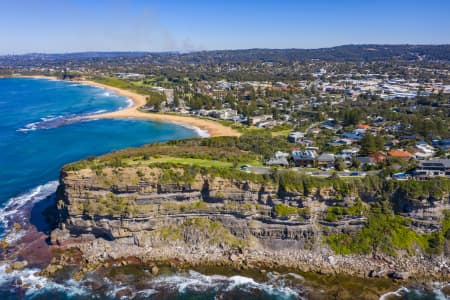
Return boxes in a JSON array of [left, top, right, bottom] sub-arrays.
[[0, 0, 449, 54]]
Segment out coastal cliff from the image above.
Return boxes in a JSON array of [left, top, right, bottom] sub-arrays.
[[46, 138, 450, 282]]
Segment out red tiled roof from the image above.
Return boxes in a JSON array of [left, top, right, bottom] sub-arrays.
[[369, 151, 386, 162], [356, 123, 371, 129], [388, 150, 413, 158]]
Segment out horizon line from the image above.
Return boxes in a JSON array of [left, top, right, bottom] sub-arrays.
[[1, 43, 450, 56]]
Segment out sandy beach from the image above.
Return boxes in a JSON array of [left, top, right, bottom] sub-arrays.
[[12, 75, 241, 138]]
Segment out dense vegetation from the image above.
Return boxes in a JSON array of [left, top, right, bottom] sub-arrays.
[[3, 45, 449, 65], [327, 213, 428, 255]]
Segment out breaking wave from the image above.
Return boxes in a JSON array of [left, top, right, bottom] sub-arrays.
[[379, 285, 450, 300], [17, 114, 85, 132], [0, 264, 88, 298], [0, 180, 58, 239], [147, 270, 304, 299], [171, 122, 210, 138], [0, 267, 305, 299], [16, 96, 132, 133]]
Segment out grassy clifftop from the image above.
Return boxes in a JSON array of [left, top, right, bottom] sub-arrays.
[[64, 135, 449, 199]]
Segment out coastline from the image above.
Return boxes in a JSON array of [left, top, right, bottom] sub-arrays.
[[79, 79, 241, 138], [6, 75, 240, 138], [1, 76, 448, 299]]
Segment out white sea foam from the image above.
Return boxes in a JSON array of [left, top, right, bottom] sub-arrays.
[[18, 115, 65, 132], [379, 286, 450, 300], [90, 109, 108, 114], [286, 273, 305, 281], [16, 95, 133, 132], [135, 288, 158, 297], [171, 122, 210, 138], [0, 265, 302, 298], [40, 115, 56, 121], [17, 114, 90, 132], [379, 287, 410, 300], [190, 126, 210, 138], [151, 270, 301, 298], [107, 286, 130, 298], [27, 279, 89, 298], [0, 180, 58, 235], [0, 264, 88, 297], [125, 97, 134, 108]]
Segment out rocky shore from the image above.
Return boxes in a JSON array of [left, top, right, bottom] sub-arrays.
[[47, 230, 450, 281], [44, 162, 450, 285]]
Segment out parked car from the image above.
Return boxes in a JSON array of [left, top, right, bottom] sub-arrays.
[[240, 165, 250, 171], [392, 173, 409, 180]]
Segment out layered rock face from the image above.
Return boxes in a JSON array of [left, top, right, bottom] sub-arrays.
[[53, 166, 321, 248], [50, 165, 450, 278]]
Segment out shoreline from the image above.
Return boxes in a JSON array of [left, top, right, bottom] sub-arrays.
[[7, 75, 240, 138]]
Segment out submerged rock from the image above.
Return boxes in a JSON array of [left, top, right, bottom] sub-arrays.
[[151, 265, 159, 276], [11, 260, 28, 270], [389, 271, 410, 280]]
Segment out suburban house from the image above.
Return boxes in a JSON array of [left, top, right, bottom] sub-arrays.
[[369, 151, 387, 163], [210, 108, 239, 120], [320, 119, 342, 131], [266, 151, 290, 167], [414, 159, 450, 178], [357, 156, 376, 167], [338, 148, 360, 159], [411, 141, 435, 160], [115, 72, 146, 80], [356, 123, 371, 130], [432, 139, 450, 151], [329, 138, 353, 147], [288, 131, 304, 143], [388, 150, 414, 160], [317, 153, 335, 168], [292, 149, 317, 167], [342, 132, 364, 141], [256, 120, 277, 128], [249, 114, 273, 126]]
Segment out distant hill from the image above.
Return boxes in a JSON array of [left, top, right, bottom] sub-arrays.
[[1, 45, 449, 65], [179, 45, 450, 62]]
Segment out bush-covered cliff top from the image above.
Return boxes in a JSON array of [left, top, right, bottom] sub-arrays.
[[63, 132, 289, 171], [63, 134, 449, 199]]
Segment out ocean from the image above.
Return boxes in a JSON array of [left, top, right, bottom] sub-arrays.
[[0, 78, 447, 299]]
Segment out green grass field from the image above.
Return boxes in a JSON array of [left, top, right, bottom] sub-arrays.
[[123, 155, 264, 169], [124, 155, 233, 168]]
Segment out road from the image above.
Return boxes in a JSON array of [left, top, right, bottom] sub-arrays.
[[243, 165, 379, 177]]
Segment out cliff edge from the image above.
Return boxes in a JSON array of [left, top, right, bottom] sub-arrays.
[[48, 138, 450, 281]]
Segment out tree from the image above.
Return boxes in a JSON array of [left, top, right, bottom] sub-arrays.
[[343, 109, 362, 126], [334, 157, 345, 171], [360, 134, 377, 155], [376, 135, 385, 148], [225, 93, 236, 109], [352, 157, 361, 169], [146, 92, 166, 111], [360, 133, 385, 155], [173, 92, 180, 108]]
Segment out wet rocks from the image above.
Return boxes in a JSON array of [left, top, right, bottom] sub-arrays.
[[50, 228, 71, 245], [151, 265, 159, 276], [44, 264, 61, 275], [389, 271, 410, 280]]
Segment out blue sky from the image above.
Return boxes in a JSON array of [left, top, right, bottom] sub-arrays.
[[0, 0, 449, 54]]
